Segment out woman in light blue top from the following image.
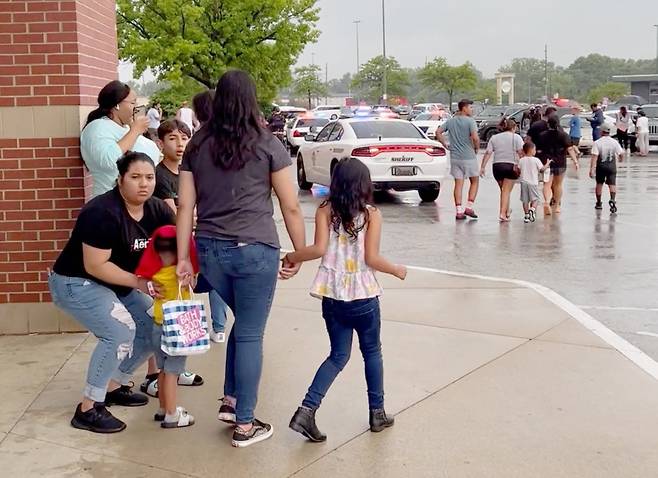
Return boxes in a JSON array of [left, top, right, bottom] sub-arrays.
[[81, 80, 160, 198]]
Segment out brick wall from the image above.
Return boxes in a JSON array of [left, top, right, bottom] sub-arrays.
[[0, 0, 118, 107], [0, 0, 118, 313], [0, 137, 83, 304]]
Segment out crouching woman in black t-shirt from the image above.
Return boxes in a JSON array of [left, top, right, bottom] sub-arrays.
[[48, 151, 175, 434]]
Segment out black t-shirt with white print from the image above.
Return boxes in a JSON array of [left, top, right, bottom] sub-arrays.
[[53, 187, 175, 296]]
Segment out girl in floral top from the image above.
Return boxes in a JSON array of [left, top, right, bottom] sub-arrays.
[[282, 158, 407, 442]]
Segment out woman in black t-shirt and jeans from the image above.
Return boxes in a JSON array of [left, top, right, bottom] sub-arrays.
[[48, 152, 174, 434]]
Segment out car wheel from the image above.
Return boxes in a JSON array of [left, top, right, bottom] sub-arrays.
[[297, 156, 313, 190], [484, 129, 496, 142], [418, 185, 440, 203]]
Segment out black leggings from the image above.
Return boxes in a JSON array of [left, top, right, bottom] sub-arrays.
[[617, 130, 629, 150]]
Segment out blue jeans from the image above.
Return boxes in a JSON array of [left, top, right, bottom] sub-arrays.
[[48, 272, 154, 402], [302, 297, 384, 411], [195, 274, 229, 333], [196, 238, 279, 424], [210, 290, 228, 333]]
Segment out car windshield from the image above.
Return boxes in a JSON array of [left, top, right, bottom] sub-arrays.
[[296, 118, 330, 128], [350, 121, 425, 139], [478, 106, 508, 118], [642, 106, 658, 118], [415, 112, 446, 121]]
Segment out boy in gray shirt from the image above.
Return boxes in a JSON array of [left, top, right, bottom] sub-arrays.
[[436, 99, 480, 219]]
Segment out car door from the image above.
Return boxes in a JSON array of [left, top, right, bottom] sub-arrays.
[[309, 122, 336, 182], [315, 123, 345, 182]]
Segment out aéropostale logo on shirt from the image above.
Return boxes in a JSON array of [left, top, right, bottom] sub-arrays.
[[132, 238, 150, 252]]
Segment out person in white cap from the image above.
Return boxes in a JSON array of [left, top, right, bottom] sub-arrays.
[[590, 123, 623, 213]]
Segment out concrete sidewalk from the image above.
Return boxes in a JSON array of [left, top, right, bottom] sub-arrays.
[[2, 265, 658, 477]]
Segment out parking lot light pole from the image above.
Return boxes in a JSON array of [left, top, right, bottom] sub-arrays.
[[382, 0, 387, 104], [654, 25, 658, 73], [353, 20, 361, 74]]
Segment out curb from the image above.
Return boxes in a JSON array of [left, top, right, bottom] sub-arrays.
[[407, 265, 658, 381]]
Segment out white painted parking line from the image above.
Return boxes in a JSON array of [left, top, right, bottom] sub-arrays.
[[580, 305, 658, 313], [407, 265, 658, 381], [637, 332, 658, 338]]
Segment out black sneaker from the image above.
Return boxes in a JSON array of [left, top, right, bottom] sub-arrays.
[[70, 403, 126, 433], [289, 407, 327, 442], [609, 200, 617, 214], [369, 408, 395, 432], [231, 419, 274, 448], [595, 201, 603, 210], [105, 385, 149, 407]]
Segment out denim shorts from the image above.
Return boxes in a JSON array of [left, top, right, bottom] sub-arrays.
[[152, 324, 187, 375]]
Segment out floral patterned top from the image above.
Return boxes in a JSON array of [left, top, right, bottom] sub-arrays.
[[310, 209, 383, 301]]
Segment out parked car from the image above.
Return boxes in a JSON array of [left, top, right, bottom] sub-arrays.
[[312, 105, 342, 113], [409, 103, 445, 120], [296, 118, 448, 202], [392, 104, 412, 115], [286, 116, 331, 155], [476, 106, 528, 142], [411, 111, 451, 139]]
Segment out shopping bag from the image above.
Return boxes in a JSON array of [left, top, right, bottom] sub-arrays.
[[161, 285, 210, 356]]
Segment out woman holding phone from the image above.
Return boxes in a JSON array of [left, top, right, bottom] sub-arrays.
[[81, 80, 161, 198]]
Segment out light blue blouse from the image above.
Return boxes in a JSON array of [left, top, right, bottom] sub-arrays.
[[80, 117, 161, 198]]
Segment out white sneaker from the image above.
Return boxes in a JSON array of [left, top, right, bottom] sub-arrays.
[[209, 330, 226, 343]]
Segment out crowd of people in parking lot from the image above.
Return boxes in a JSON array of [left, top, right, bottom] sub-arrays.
[[435, 97, 654, 222]]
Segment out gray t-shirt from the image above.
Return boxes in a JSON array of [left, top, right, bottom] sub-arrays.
[[442, 115, 478, 161], [485, 131, 524, 164], [180, 129, 292, 248]]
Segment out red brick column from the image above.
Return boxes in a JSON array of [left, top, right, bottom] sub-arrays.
[[0, 0, 118, 334]]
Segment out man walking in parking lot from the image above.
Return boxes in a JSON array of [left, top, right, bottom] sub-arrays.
[[436, 99, 480, 220]]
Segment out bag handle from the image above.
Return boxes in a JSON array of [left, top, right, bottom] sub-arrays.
[[177, 282, 195, 301]]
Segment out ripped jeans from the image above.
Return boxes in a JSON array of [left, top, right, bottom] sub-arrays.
[[48, 272, 154, 403]]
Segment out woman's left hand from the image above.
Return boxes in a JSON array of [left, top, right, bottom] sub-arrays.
[[177, 258, 195, 287]]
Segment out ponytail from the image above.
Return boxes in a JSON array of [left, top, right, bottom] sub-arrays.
[[83, 80, 131, 129]]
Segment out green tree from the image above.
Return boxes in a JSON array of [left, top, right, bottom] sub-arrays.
[[328, 72, 353, 95], [418, 58, 477, 109], [586, 82, 629, 105], [292, 65, 327, 109], [469, 78, 497, 103], [566, 54, 657, 101], [116, 0, 320, 103], [149, 77, 207, 118], [351, 56, 409, 103], [500, 57, 556, 103]]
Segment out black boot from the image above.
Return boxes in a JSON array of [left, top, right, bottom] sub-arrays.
[[289, 407, 326, 442], [369, 408, 394, 432], [105, 384, 149, 407]]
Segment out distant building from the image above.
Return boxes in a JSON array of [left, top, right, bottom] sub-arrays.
[[611, 74, 658, 104]]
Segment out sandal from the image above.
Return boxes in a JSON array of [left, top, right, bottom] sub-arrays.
[[140, 373, 159, 398], [178, 372, 204, 386], [161, 406, 195, 429]]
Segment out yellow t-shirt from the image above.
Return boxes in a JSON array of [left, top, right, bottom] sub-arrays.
[[152, 266, 191, 325]]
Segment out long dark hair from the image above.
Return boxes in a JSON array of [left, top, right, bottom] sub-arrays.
[[196, 70, 264, 170], [85, 80, 131, 127], [193, 90, 214, 124], [323, 158, 374, 240]]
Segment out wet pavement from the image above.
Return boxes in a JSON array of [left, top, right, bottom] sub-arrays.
[[283, 149, 658, 362]]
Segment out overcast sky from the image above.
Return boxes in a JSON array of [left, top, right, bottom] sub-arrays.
[[120, 0, 658, 82], [299, 0, 658, 77]]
